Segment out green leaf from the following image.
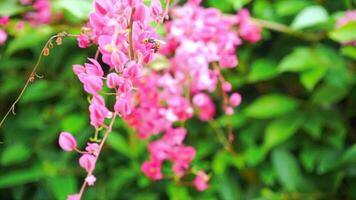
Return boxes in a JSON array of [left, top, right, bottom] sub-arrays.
[[342, 144, 356, 164], [341, 45, 356, 59], [329, 21, 356, 43], [106, 132, 131, 157], [301, 111, 323, 139], [272, 148, 303, 191], [244, 145, 268, 166], [0, 1, 25, 16], [244, 94, 299, 119], [247, 59, 279, 82], [275, 0, 311, 17], [291, 6, 329, 29], [312, 83, 348, 104], [217, 173, 242, 200], [229, 0, 252, 10], [1, 143, 32, 166], [61, 114, 87, 134], [206, 0, 234, 13], [5, 27, 53, 55], [278, 47, 320, 72], [47, 176, 77, 200], [167, 184, 192, 200], [300, 67, 327, 91], [21, 81, 63, 103], [52, 0, 92, 22], [0, 166, 45, 188], [264, 112, 303, 150], [317, 149, 343, 174]]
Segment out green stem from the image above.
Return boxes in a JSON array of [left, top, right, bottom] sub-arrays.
[[251, 18, 326, 42]]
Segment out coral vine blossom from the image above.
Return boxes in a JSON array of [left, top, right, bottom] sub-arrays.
[[56, 0, 261, 199]]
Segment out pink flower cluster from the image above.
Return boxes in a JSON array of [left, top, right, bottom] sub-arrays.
[[337, 10, 356, 45], [0, 16, 9, 46], [58, 0, 262, 198], [123, 0, 259, 190], [21, 0, 52, 25]]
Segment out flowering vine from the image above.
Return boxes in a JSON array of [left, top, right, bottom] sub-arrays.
[[1, 0, 263, 199]]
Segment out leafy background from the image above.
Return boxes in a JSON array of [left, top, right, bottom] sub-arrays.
[[0, 0, 356, 199]]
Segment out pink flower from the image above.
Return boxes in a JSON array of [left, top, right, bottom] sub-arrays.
[[85, 143, 100, 156], [79, 154, 96, 173], [237, 9, 262, 43], [16, 21, 25, 30], [193, 171, 209, 191], [192, 93, 215, 121], [89, 95, 109, 127], [114, 94, 133, 117], [141, 160, 163, 180], [148, 140, 171, 161], [67, 194, 80, 200], [106, 73, 124, 89], [72, 64, 86, 76], [229, 92, 242, 107], [123, 62, 142, 78], [163, 128, 187, 145], [133, 4, 147, 23], [85, 58, 104, 77], [0, 16, 10, 26], [118, 79, 133, 93], [111, 51, 129, 72], [83, 75, 103, 95], [222, 82, 232, 92], [225, 106, 234, 115], [150, 0, 163, 22], [94, 0, 110, 16], [58, 132, 77, 151], [0, 29, 8, 45], [337, 10, 356, 27], [171, 146, 196, 176], [85, 175, 96, 186], [77, 34, 91, 48]]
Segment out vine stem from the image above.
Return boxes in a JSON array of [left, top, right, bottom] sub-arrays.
[[250, 18, 326, 42], [0, 32, 78, 130], [212, 62, 234, 147], [77, 112, 118, 200], [129, 7, 136, 60]]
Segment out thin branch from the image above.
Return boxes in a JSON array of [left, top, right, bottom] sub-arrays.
[[251, 18, 326, 42], [0, 32, 78, 129], [77, 112, 118, 200], [128, 8, 136, 60]]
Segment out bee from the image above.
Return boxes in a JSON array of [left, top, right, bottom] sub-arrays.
[[143, 38, 166, 53]]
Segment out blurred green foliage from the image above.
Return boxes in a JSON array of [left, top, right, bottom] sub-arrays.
[[1, 0, 356, 199]]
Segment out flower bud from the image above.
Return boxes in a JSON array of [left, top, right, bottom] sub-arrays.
[[106, 73, 123, 88], [79, 154, 96, 173], [229, 92, 242, 107], [58, 132, 77, 151]]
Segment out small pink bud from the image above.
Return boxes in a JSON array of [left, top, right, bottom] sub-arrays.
[[79, 154, 96, 173], [133, 4, 147, 23], [77, 34, 91, 48], [225, 107, 234, 115], [58, 132, 77, 151], [67, 194, 80, 200], [85, 175, 96, 186], [0, 16, 10, 26], [222, 82, 232, 92], [193, 171, 209, 191], [141, 161, 163, 180], [229, 92, 242, 107]]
